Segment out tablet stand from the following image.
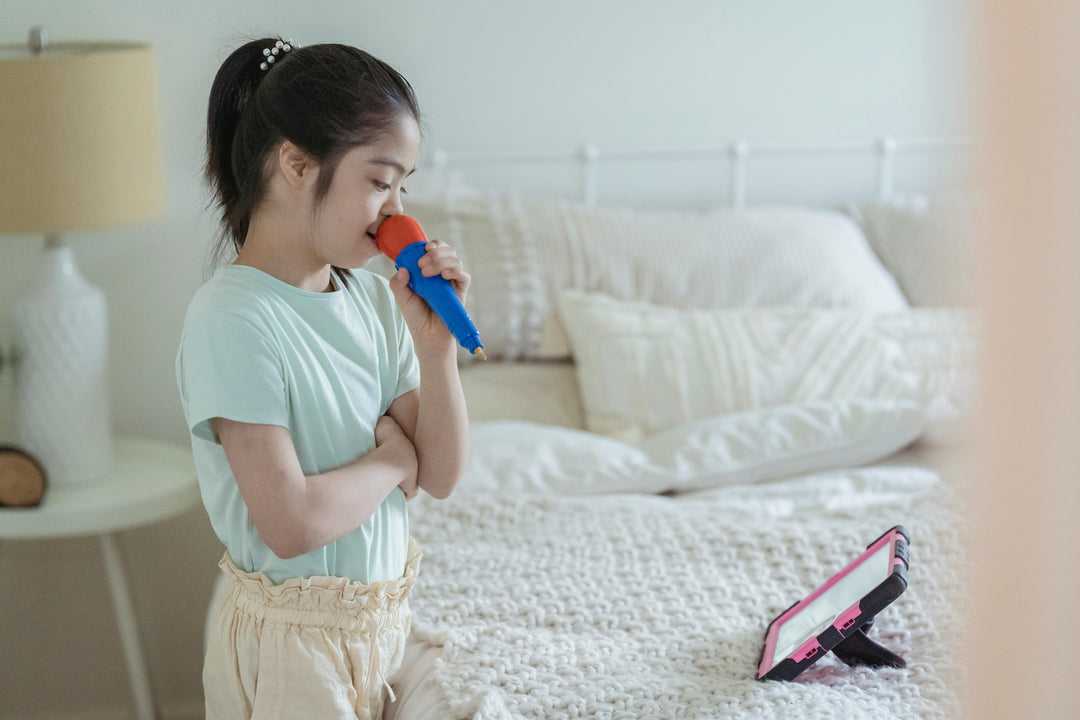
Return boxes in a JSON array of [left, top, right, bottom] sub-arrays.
[[830, 618, 906, 669]]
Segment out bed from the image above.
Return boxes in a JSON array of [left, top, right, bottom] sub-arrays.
[[199, 137, 980, 718], [375, 137, 981, 720]]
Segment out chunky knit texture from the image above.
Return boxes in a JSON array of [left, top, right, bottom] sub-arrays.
[[408, 468, 967, 719]]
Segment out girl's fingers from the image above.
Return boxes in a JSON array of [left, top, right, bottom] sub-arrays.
[[432, 262, 466, 279], [415, 239, 470, 295], [442, 269, 470, 296], [420, 239, 450, 259], [389, 267, 410, 293], [418, 245, 462, 277], [419, 243, 455, 261]]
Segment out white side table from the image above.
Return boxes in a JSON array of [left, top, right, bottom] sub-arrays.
[[0, 437, 200, 720]]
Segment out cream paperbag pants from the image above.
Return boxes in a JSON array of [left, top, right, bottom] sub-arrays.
[[203, 538, 421, 720]]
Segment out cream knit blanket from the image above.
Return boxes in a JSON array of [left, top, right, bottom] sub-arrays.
[[408, 467, 967, 719]]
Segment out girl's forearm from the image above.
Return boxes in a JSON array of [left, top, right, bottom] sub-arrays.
[[413, 347, 469, 499], [273, 445, 411, 559]]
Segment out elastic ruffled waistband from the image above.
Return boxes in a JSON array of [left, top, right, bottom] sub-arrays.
[[218, 537, 421, 631]]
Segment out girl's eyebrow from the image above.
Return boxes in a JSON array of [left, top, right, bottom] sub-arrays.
[[369, 158, 416, 177]]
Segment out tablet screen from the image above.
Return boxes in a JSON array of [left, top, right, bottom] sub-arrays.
[[769, 542, 893, 668]]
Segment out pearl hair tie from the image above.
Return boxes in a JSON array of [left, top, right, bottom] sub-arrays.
[[259, 39, 298, 71]]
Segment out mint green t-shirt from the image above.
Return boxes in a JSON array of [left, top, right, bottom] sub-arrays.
[[175, 265, 419, 585]]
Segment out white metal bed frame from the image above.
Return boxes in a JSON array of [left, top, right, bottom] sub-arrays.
[[428, 135, 979, 209]]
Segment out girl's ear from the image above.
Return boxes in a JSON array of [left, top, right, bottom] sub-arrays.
[[277, 141, 314, 189]]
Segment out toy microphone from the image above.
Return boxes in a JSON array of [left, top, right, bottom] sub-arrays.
[[376, 215, 486, 359]]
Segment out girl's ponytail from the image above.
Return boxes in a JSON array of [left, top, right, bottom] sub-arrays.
[[205, 39, 278, 262]]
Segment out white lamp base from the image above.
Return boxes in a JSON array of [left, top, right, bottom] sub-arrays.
[[14, 239, 112, 486]]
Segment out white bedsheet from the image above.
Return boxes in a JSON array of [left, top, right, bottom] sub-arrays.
[[386, 431, 967, 720]]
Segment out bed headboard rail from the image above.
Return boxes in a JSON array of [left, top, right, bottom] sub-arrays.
[[428, 135, 980, 209]]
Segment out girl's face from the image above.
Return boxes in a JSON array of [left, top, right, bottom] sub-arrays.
[[309, 113, 422, 269]]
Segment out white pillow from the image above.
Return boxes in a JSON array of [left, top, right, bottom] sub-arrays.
[[843, 191, 984, 307], [462, 421, 652, 495], [557, 291, 979, 441], [639, 399, 926, 493], [459, 399, 925, 496], [397, 192, 909, 360]]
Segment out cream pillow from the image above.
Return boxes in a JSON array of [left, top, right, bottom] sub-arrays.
[[557, 291, 979, 441], [844, 191, 984, 307], [397, 191, 909, 361], [459, 361, 585, 429]]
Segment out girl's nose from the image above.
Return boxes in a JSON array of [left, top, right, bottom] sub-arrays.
[[382, 191, 404, 217]]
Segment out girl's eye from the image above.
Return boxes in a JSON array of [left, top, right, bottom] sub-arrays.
[[401, 186, 408, 195], [374, 181, 391, 192]]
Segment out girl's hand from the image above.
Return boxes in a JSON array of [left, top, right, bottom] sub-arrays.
[[375, 414, 419, 500], [388, 239, 471, 355]]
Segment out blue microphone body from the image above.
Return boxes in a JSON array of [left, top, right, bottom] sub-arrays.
[[394, 241, 484, 356]]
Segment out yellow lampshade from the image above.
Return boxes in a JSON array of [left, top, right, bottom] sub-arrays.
[[0, 41, 165, 234]]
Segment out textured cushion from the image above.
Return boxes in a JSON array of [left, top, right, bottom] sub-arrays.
[[844, 191, 984, 307], [557, 291, 979, 441], [393, 189, 909, 360]]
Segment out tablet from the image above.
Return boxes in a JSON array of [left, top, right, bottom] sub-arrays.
[[756, 525, 910, 681]]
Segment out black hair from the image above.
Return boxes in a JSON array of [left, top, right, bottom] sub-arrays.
[[204, 37, 421, 277]]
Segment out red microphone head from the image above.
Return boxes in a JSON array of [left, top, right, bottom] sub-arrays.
[[375, 215, 427, 260]]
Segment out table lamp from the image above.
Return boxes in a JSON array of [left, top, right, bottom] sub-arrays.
[[0, 28, 165, 487]]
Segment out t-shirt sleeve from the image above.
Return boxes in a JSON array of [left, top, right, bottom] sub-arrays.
[[392, 306, 421, 400], [177, 311, 289, 443]]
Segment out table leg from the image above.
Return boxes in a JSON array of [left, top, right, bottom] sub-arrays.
[[100, 532, 156, 720]]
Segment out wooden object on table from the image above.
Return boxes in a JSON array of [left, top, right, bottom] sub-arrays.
[[0, 445, 47, 507]]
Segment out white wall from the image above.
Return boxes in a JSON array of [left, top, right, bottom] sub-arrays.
[[0, 1, 975, 716]]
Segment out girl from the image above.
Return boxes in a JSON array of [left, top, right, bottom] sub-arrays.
[[176, 38, 468, 719]]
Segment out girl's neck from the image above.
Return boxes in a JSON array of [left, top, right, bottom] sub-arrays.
[[235, 210, 335, 293]]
